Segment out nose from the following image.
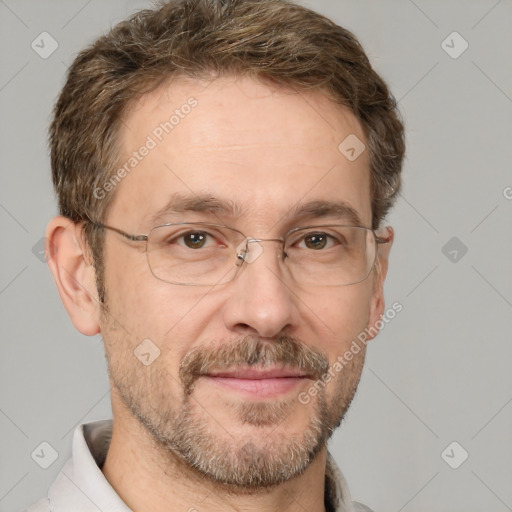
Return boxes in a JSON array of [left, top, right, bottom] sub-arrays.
[[221, 238, 301, 338]]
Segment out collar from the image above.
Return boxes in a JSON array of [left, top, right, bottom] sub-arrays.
[[47, 419, 362, 512]]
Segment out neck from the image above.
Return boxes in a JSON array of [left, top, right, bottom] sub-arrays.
[[101, 408, 328, 512]]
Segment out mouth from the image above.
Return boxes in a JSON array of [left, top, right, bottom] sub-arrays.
[[203, 366, 312, 398]]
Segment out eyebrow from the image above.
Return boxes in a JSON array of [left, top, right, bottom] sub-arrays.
[[287, 199, 363, 226], [146, 194, 246, 226], [146, 193, 363, 228]]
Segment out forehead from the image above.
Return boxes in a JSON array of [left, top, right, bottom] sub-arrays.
[[108, 75, 372, 231]]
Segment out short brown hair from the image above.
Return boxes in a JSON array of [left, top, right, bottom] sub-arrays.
[[50, 0, 405, 301]]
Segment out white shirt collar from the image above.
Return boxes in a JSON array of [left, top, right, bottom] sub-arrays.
[[47, 420, 129, 512], [36, 419, 367, 512]]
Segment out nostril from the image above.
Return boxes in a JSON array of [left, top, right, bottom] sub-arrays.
[[233, 323, 260, 337]]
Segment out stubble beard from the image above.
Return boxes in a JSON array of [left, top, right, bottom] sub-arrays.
[[104, 326, 364, 492]]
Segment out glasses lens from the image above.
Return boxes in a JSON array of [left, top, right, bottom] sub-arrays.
[[284, 225, 376, 286], [147, 223, 245, 285], [146, 223, 377, 286]]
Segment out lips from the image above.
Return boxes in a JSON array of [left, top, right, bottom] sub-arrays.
[[200, 366, 313, 398], [206, 367, 311, 379]]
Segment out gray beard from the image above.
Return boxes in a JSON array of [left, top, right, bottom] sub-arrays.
[[107, 335, 362, 492]]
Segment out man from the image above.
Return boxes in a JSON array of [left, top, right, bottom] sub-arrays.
[[27, 0, 405, 510]]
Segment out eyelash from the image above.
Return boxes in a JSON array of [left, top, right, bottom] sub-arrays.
[[171, 230, 344, 249]]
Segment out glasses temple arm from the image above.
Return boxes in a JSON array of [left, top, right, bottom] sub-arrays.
[[91, 222, 147, 242], [375, 234, 392, 244]]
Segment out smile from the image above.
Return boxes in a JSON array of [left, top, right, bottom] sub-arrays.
[[203, 367, 311, 398]]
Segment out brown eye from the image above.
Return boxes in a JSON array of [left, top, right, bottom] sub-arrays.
[[303, 233, 329, 250], [182, 232, 208, 249]]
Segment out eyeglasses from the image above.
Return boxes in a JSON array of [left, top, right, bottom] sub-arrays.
[[90, 221, 391, 287]]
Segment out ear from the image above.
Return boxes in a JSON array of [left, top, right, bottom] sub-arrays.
[[366, 226, 394, 341], [45, 216, 101, 336]]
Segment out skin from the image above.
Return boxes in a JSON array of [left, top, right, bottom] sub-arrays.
[[46, 75, 393, 512]]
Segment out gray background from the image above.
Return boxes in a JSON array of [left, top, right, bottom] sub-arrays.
[[1, 0, 511, 511]]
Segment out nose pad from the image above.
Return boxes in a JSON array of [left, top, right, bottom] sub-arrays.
[[235, 238, 265, 264]]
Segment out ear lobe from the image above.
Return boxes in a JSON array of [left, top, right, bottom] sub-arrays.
[[366, 226, 394, 341], [45, 216, 100, 336]]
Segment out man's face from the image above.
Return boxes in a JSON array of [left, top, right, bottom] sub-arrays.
[[99, 75, 384, 489]]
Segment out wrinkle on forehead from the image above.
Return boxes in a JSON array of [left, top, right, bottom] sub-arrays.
[[111, 75, 372, 230], [120, 74, 365, 154]]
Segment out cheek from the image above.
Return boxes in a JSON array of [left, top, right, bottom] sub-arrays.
[[315, 289, 372, 399], [305, 284, 373, 344], [102, 245, 179, 333], [300, 285, 374, 382], [102, 254, 214, 368]]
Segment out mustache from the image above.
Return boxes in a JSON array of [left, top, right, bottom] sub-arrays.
[[179, 335, 330, 394]]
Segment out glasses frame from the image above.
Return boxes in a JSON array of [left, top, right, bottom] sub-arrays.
[[90, 221, 391, 286]]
